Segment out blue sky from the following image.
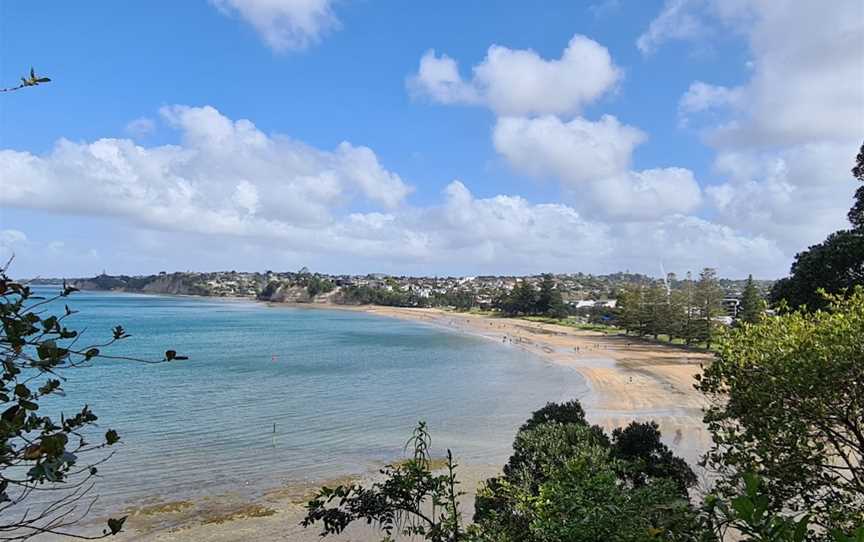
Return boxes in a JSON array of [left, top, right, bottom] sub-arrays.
[[1, 1, 861, 278]]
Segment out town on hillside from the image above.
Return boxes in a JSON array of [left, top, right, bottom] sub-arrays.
[[56, 268, 773, 323]]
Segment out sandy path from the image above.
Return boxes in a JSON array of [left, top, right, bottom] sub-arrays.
[[82, 305, 713, 541]]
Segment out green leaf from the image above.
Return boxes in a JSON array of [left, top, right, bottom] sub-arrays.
[[106, 516, 126, 535], [105, 429, 120, 445], [14, 384, 30, 398]]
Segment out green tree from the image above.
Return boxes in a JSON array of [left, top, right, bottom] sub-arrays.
[[770, 230, 864, 311], [668, 287, 690, 343], [682, 271, 697, 345], [536, 274, 567, 318], [696, 288, 864, 533], [0, 269, 185, 539], [702, 472, 864, 542], [610, 421, 696, 497], [738, 274, 765, 324], [693, 268, 724, 348], [848, 141, 863, 229], [472, 401, 701, 542], [501, 280, 537, 316], [616, 285, 643, 335], [642, 284, 669, 340], [527, 450, 702, 542]]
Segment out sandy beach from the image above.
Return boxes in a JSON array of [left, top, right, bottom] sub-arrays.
[[100, 305, 713, 541]]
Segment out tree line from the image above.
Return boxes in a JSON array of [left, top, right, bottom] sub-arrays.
[[614, 269, 764, 348], [495, 274, 568, 318]]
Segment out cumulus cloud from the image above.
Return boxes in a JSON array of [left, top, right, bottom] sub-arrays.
[[586, 168, 703, 221], [0, 105, 412, 238], [493, 115, 646, 184], [492, 115, 702, 219], [0, 104, 798, 278], [611, 215, 785, 277], [211, 0, 339, 51], [642, 0, 863, 254], [406, 51, 480, 106], [408, 35, 620, 116], [409, 35, 701, 221], [647, 0, 863, 145], [707, 142, 858, 251]]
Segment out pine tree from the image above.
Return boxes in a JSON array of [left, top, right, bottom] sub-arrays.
[[682, 272, 696, 345], [643, 284, 668, 340], [737, 274, 764, 324], [616, 286, 641, 335], [536, 274, 566, 317], [694, 268, 724, 349]]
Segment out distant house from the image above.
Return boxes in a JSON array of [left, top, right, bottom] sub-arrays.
[[721, 298, 740, 318]]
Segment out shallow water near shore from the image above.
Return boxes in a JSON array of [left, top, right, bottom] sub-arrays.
[[29, 287, 588, 518]]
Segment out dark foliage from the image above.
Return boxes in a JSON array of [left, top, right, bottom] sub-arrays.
[[610, 421, 696, 497], [769, 230, 864, 311], [849, 141, 863, 228]]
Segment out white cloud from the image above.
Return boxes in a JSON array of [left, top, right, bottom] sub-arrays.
[[646, 0, 863, 145], [707, 142, 858, 251], [233, 180, 260, 215], [125, 117, 156, 138], [493, 115, 645, 184], [0, 105, 799, 278], [642, 0, 863, 254], [636, 0, 710, 54], [611, 215, 785, 277], [0, 105, 411, 238], [211, 0, 339, 51], [586, 168, 703, 220], [492, 115, 702, 219], [678, 81, 743, 117], [409, 34, 703, 222], [406, 51, 480, 106], [409, 35, 620, 116]]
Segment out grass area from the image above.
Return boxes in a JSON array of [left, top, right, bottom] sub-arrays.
[[521, 316, 623, 334], [440, 308, 720, 352], [520, 316, 718, 352]]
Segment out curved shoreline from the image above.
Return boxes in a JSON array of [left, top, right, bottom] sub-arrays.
[[53, 292, 713, 541]]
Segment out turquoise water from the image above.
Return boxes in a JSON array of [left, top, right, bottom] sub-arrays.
[[28, 287, 588, 513]]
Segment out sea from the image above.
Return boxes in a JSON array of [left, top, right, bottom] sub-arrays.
[[26, 286, 589, 516]]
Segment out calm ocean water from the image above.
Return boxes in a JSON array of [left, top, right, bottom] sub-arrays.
[[29, 286, 588, 513]]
